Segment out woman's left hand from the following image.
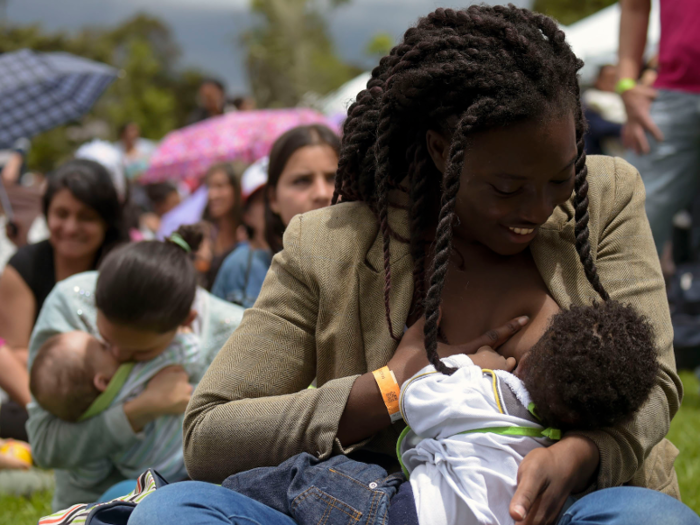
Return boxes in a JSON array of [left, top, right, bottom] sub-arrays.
[[510, 435, 600, 525]]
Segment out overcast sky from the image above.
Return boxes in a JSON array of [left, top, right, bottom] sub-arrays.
[[5, 0, 533, 94]]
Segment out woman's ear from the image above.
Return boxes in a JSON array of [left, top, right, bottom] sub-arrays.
[[267, 186, 280, 215], [94, 373, 111, 393], [425, 130, 450, 174]]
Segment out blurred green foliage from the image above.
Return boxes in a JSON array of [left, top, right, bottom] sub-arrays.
[[365, 33, 394, 59], [0, 15, 205, 173], [243, 0, 362, 108], [532, 0, 617, 26]]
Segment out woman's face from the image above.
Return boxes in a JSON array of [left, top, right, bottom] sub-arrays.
[[428, 112, 577, 256], [96, 310, 177, 363], [207, 170, 237, 220], [47, 189, 108, 261], [269, 144, 337, 226]]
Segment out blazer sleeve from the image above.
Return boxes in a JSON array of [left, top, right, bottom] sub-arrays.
[[183, 215, 360, 483], [26, 281, 139, 469], [569, 158, 683, 489]]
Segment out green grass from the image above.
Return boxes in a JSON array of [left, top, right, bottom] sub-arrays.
[[0, 490, 52, 525], [1, 372, 699, 525], [668, 371, 700, 514]]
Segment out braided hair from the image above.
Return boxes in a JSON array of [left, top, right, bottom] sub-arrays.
[[333, 5, 609, 375]]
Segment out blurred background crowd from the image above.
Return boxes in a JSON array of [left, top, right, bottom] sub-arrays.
[[0, 0, 699, 520]]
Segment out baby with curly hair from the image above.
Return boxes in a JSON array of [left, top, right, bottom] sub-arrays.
[[398, 300, 659, 525]]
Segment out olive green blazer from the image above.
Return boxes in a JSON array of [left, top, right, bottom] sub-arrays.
[[185, 155, 682, 498]]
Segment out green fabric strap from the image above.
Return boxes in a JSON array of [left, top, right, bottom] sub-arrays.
[[78, 363, 135, 421], [458, 425, 561, 441], [396, 423, 561, 480]]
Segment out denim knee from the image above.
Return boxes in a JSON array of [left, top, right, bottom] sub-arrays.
[[128, 481, 296, 525], [560, 487, 700, 525]]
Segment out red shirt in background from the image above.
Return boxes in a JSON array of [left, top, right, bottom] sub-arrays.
[[655, 0, 700, 93]]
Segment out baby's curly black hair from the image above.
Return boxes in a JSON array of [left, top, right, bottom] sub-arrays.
[[522, 301, 658, 431], [333, 4, 609, 375]]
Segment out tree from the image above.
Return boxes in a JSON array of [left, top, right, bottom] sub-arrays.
[[243, 0, 362, 108], [365, 33, 394, 59], [532, 0, 617, 26], [0, 15, 205, 173]]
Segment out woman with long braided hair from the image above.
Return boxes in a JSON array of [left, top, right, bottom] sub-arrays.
[[128, 6, 690, 525]]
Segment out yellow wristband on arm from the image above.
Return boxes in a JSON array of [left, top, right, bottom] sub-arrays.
[[615, 78, 637, 95], [373, 366, 403, 423]]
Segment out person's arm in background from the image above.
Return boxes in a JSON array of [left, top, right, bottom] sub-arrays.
[[619, 0, 663, 154], [0, 137, 30, 185], [0, 343, 30, 406], [1, 153, 23, 185], [0, 266, 36, 397], [26, 279, 190, 469]]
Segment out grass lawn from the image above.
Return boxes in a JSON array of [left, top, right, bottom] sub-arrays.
[[1, 372, 699, 525]]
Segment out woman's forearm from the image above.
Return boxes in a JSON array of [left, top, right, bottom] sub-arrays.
[[0, 345, 30, 406], [337, 372, 392, 447], [619, 0, 651, 80], [184, 375, 358, 483]]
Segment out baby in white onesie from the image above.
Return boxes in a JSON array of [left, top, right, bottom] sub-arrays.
[[398, 300, 659, 525]]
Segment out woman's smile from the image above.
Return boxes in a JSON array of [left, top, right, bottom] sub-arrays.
[[504, 225, 538, 243]]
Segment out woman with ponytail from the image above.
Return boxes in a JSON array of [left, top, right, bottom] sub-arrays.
[[131, 5, 688, 525], [24, 225, 244, 510]]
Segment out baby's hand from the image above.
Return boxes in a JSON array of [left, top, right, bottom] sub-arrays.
[[469, 346, 517, 372]]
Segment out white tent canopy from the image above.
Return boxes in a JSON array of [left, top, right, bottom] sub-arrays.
[[319, 71, 371, 117], [562, 0, 660, 84]]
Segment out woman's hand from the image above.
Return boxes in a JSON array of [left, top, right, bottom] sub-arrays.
[[621, 85, 663, 154], [469, 345, 516, 372], [510, 435, 600, 525], [124, 366, 193, 432], [387, 314, 528, 386]]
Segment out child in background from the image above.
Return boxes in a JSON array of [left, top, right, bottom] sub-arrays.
[[30, 329, 200, 488], [399, 301, 658, 525]]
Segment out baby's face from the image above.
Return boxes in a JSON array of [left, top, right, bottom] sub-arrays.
[[58, 331, 120, 383]]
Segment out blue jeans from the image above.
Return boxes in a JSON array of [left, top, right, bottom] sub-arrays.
[[127, 482, 699, 525], [626, 89, 700, 253], [97, 480, 137, 503]]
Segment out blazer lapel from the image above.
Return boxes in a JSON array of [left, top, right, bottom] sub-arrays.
[[531, 198, 600, 307]]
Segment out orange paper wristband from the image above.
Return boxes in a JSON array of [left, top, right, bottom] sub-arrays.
[[373, 366, 402, 423]]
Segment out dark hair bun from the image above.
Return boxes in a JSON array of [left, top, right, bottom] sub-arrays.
[[170, 223, 206, 254]]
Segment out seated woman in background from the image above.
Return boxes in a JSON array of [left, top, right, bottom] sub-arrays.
[[26, 224, 244, 511], [212, 124, 339, 308], [201, 162, 245, 290], [0, 159, 126, 439]]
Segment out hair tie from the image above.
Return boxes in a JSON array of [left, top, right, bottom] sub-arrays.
[[168, 232, 191, 253]]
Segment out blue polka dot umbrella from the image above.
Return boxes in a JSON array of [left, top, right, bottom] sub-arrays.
[[0, 49, 117, 148]]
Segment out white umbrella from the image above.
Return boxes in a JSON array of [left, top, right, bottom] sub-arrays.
[[562, 1, 660, 84]]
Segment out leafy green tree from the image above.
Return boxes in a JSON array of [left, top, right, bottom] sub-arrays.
[[0, 15, 204, 173], [243, 0, 361, 108], [532, 0, 617, 26]]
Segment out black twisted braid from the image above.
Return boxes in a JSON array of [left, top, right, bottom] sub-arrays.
[[334, 5, 609, 374]]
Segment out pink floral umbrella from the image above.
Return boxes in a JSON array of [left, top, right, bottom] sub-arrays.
[[141, 108, 340, 185]]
